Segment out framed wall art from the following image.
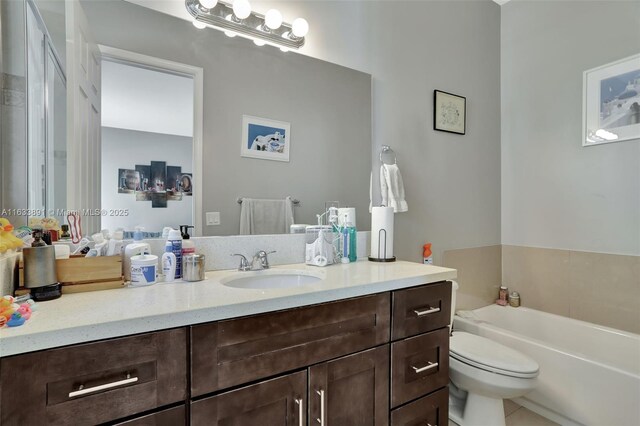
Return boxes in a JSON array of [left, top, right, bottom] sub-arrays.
[[434, 90, 466, 135], [241, 115, 290, 162], [583, 53, 640, 146]]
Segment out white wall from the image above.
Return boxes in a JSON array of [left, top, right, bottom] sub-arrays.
[[101, 127, 193, 232], [501, 0, 640, 256]]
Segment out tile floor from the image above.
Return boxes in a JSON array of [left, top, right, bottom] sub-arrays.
[[449, 399, 560, 426]]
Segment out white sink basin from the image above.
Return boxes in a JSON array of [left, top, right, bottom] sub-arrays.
[[220, 269, 324, 290]]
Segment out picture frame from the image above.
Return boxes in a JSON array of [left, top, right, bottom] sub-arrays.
[[434, 90, 466, 135], [241, 115, 290, 162], [582, 53, 640, 147]]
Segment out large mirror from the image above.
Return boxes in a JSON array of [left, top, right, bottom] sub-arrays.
[[1, 0, 372, 236]]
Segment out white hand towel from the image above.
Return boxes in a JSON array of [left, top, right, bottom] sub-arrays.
[[239, 196, 295, 235], [380, 164, 408, 213]]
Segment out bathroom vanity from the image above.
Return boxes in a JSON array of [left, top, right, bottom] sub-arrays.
[[0, 261, 455, 425]]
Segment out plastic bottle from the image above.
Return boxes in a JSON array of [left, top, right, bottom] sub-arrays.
[[167, 229, 183, 279], [347, 222, 357, 262], [423, 243, 433, 264], [180, 225, 195, 260], [162, 241, 177, 282], [133, 226, 145, 243], [341, 225, 350, 264]]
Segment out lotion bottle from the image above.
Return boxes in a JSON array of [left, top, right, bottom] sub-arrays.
[[162, 241, 177, 282]]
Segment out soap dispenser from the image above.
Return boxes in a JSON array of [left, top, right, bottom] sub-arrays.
[[180, 225, 195, 259]]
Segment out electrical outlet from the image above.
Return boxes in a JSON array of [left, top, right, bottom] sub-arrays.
[[206, 211, 220, 226]]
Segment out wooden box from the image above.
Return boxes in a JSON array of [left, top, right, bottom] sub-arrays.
[[56, 255, 124, 293]]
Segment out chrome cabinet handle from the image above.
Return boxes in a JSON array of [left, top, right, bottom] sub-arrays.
[[69, 374, 138, 398], [295, 398, 304, 426], [413, 306, 440, 316], [411, 361, 438, 373], [316, 389, 325, 425]]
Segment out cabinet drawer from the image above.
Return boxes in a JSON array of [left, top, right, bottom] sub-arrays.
[[391, 328, 449, 408], [114, 405, 186, 425], [191, 370, 307, 426], [390, 388, 448, 426], [191, 293, 390, 396], [0, 329, 187, 426], [392, 281, 451, 340]]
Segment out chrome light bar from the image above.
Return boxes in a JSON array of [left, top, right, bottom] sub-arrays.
[[185, 0, 307, 50]]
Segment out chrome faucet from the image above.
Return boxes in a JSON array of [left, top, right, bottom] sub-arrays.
[[231, 250, 276, 271], [252, 250, 276, 270]]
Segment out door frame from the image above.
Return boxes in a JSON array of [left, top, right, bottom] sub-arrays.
[[97, 45, 204, 235]]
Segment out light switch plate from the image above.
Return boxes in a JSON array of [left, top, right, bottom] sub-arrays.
[[206, 211, 220, 226]]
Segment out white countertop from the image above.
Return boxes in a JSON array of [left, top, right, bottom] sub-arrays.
[[0, 260, 456, 357]]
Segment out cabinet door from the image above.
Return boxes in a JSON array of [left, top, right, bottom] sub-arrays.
[[190, 370, 307, 426], [309, 346, 389, 426]]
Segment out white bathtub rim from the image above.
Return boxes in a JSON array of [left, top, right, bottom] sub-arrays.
[[454, 311, 640, 380], [460, 305, 640, 340]]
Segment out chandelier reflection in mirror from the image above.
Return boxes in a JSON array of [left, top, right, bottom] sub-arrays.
[[185, 0, 309, 51]]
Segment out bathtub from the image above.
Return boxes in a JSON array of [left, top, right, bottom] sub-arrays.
[[454, 305, 640, 426]]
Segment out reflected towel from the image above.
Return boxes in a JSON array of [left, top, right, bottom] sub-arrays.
[[380, 164, 408, 213], [239, 196, 295, 235]]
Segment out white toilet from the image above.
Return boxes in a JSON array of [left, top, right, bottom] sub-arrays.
[[448, 282, 539, 426]]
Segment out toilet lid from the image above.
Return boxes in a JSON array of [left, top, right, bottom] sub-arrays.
[[450, 332, 539, 378]]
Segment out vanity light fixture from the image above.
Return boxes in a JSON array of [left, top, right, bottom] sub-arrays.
[[185, 0, 308, 50]]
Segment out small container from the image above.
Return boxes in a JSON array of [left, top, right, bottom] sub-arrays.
[[183, 254, 205, 282], [509, 291, 521, 307], [130, 254, 158, 287], [496, 285, 509, 306]]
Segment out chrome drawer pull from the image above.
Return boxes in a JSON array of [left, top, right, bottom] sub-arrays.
[[316, 389, 325, 425], [295, 398, 304, 426], [69, 373, 138, 398], [414, 306, 440, 316], [412, 361, 438, 373]]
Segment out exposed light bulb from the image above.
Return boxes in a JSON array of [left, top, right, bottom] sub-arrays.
[[253, 39, 265, 46], [232, 0, 251, 20], [192, 20, 206, 29], [224, 31, 237, 37], [280, 47, 289, 53], [198, 0, 217, 9], [291, 18, 309, 38], [264, 9, 283, 30]]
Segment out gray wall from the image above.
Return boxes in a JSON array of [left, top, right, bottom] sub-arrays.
[[501, 0, 640, 255], [84, 0, 372, 236]]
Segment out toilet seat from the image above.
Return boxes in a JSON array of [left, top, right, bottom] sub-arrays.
[[450, 332, 539, 379]]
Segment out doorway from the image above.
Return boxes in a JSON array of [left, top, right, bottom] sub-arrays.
[[98, 47, 203, 235]]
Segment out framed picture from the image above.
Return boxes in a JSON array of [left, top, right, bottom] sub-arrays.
[[434, 90, 466, 135], [583, 54, 640, 146], [118, 169, 139, 194], [241, 115, 290, 162]]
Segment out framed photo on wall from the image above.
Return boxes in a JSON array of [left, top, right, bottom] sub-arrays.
[[241, 115, 290, 162], [583, 53, 640, 146], [434, 90, 466, 135]]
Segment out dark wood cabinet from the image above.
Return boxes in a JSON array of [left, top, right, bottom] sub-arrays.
[[392, 281, 452, 340], [191, 293, 390, 396], [309, 346, 390, 426], [0, 328, 187, 426], [0, 280, 452, 426], [390, 388, 448, 426], [391, 328, 450, 408], [114, 405, 187, 426], [191, 371, 307, 426]]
